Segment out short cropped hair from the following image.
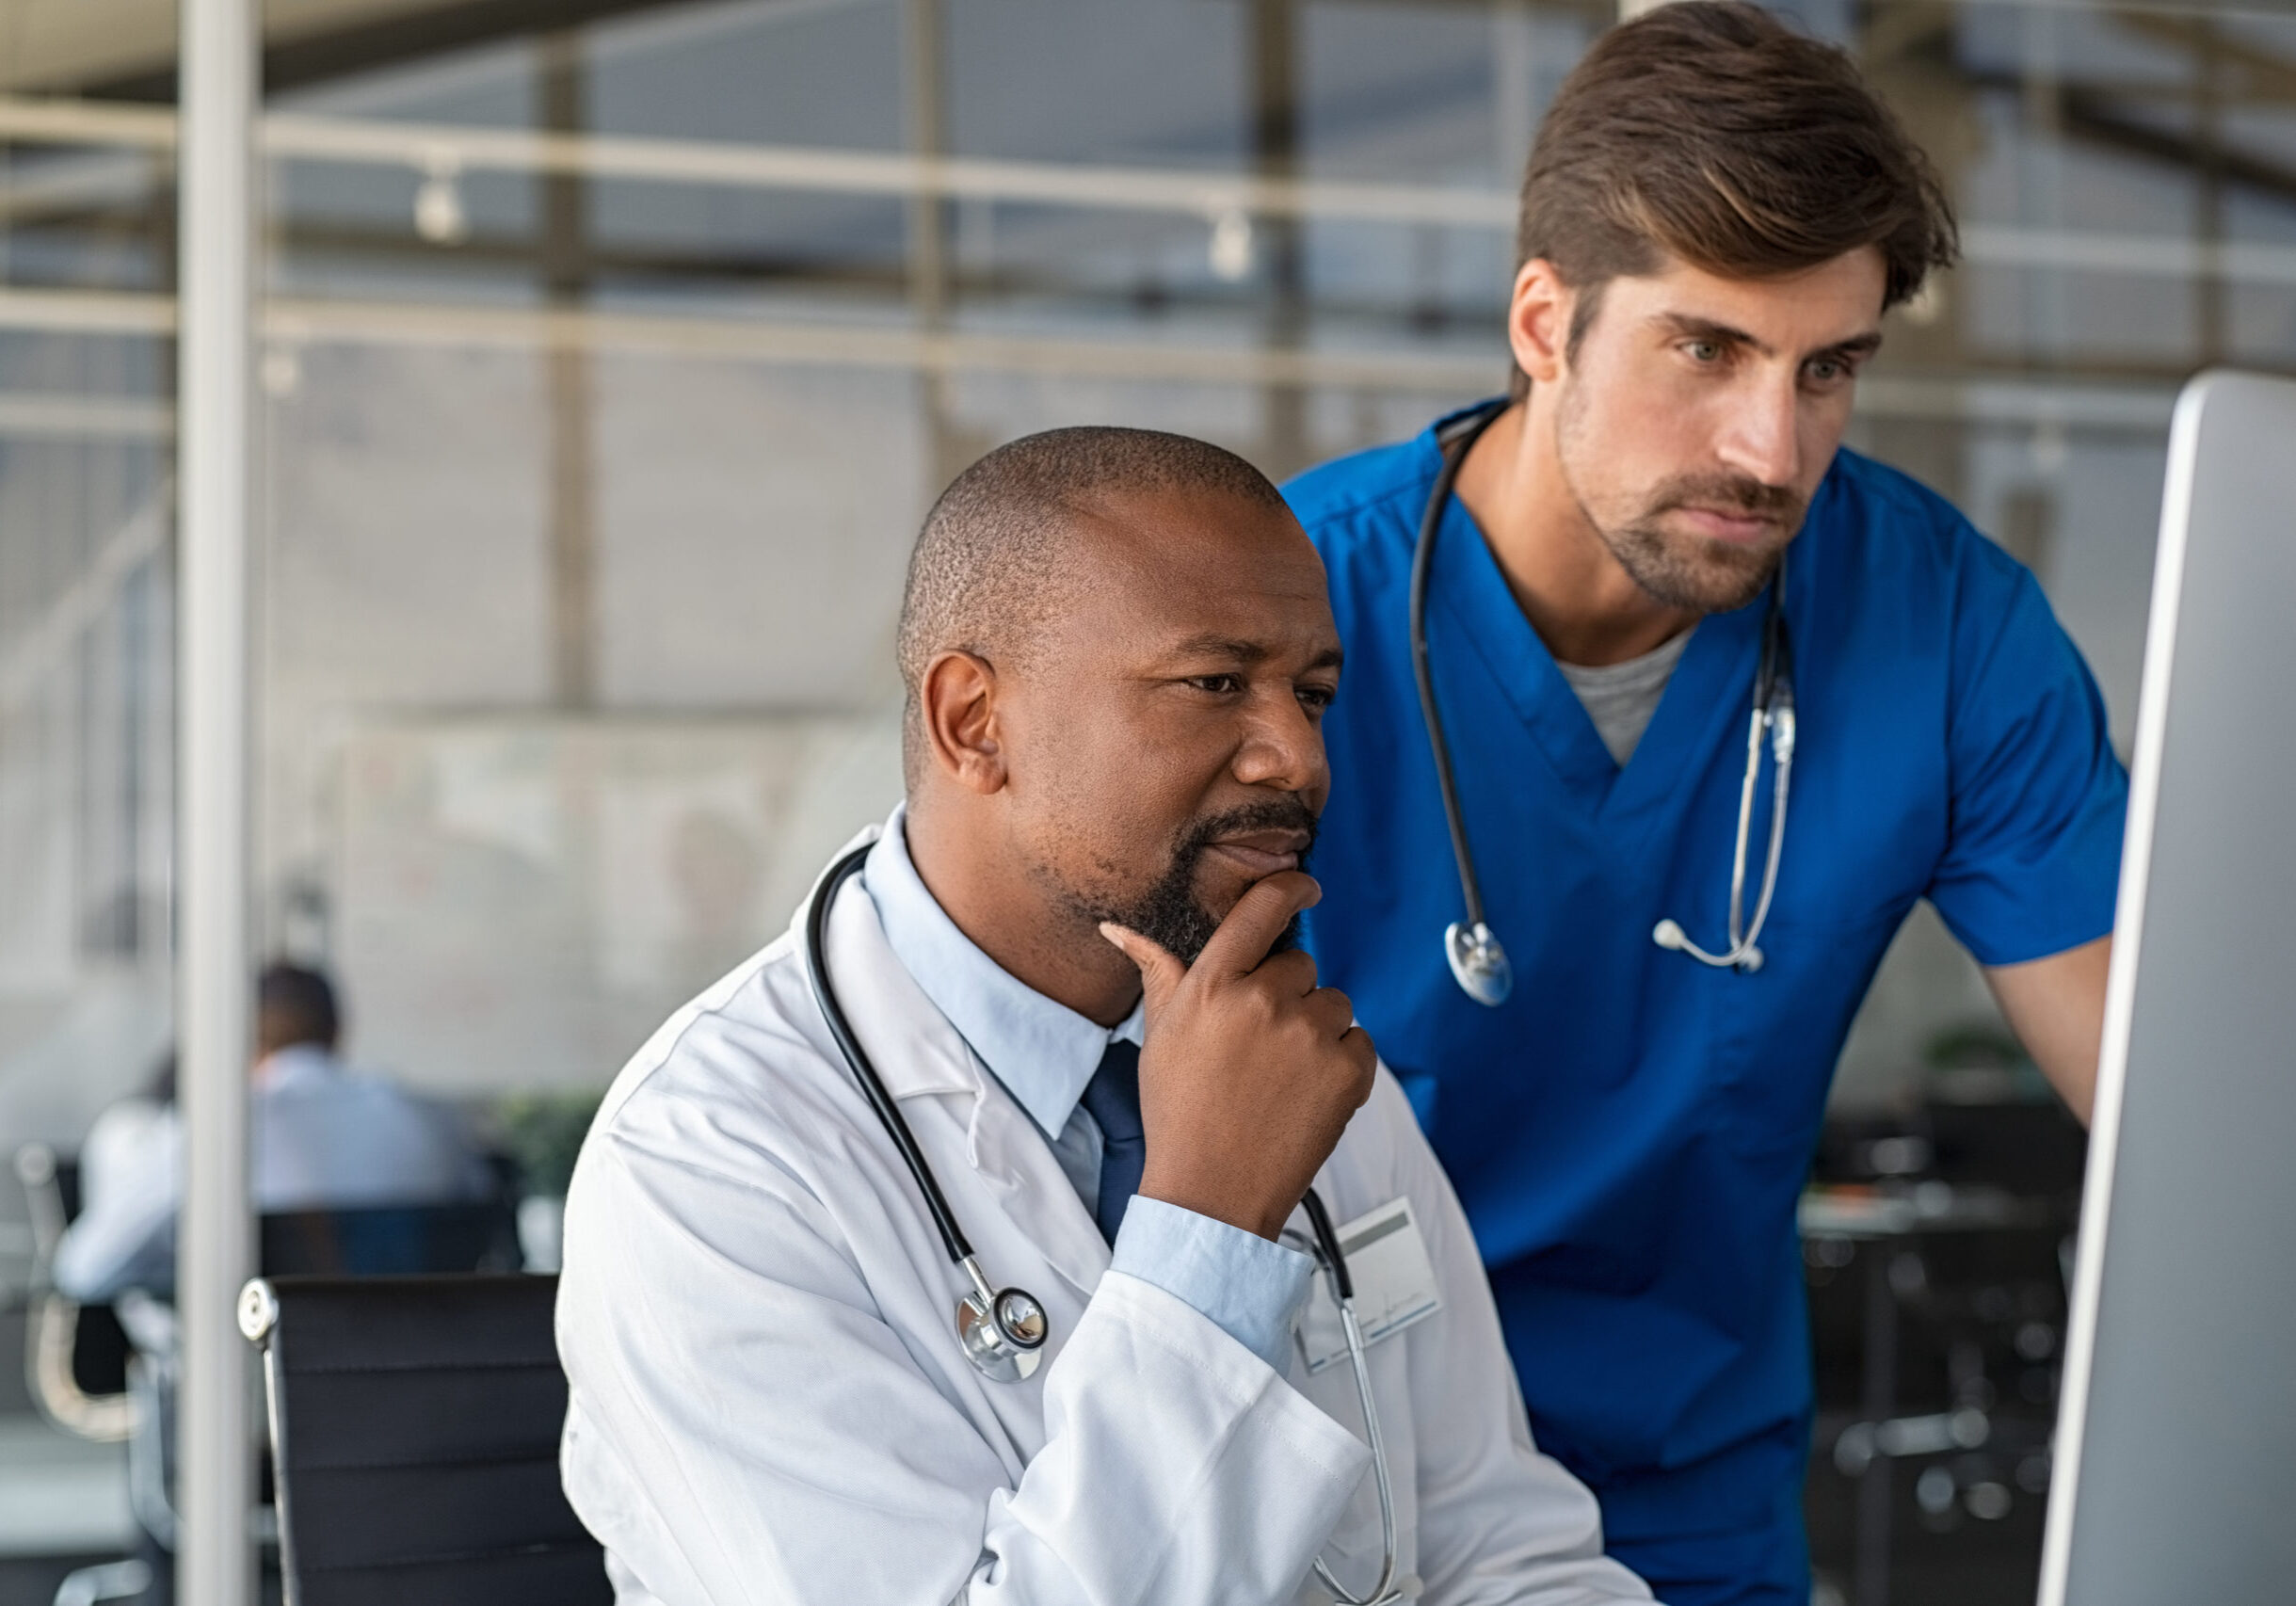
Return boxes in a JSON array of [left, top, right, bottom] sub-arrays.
[[258, 962, 339, 1051], [895, 426, 1287, 785], [1511, 0, 1958, 397]]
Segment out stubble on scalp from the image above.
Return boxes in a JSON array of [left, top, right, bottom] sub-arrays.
[[894, 427, 1292, 790]]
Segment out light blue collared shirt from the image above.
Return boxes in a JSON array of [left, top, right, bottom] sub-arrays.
[[863, 806, 1309, 1372]]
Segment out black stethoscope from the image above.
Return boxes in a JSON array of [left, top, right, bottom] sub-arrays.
[[806, 843, 1051, 1383], [1411, 400, 1799, 1004], [804, 841, 1407, 1603]]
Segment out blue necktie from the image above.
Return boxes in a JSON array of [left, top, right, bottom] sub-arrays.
[[1078, 1039, 1145, 1244]]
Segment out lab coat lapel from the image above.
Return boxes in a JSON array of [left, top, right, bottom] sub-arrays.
[[820, 840, 1114, 1304]]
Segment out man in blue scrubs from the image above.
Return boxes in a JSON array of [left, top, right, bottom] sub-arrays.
[[1285, 7, 2126, 1602]]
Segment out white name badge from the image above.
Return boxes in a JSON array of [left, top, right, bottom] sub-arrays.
[[1293, 1196, 1443, 1374]]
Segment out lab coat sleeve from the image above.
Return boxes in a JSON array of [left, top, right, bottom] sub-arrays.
[[557, 1107, 1373, 1606], [1375, 1075, 1661, 1606]]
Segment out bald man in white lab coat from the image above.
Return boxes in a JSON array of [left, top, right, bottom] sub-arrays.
[[556, 429, 1662, 1606]]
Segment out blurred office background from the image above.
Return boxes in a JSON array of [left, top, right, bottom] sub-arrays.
[[0, 0, 2283, 1598]]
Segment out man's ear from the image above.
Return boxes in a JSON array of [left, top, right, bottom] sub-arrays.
[[919, 650, 1007, 795], [1506, 258, 1574, 386]]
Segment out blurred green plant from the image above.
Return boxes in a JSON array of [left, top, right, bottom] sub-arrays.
[[492, 1088, 606, 1198]]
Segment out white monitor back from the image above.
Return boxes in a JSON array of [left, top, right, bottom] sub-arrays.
[[2040, 370, 2296, 1605]]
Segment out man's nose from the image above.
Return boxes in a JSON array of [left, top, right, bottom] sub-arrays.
[[1234, 692, 1326, 794], [1718, 374, 1803, 488]]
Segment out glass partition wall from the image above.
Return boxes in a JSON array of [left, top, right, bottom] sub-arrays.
[[0, 1, 2289, 1600]]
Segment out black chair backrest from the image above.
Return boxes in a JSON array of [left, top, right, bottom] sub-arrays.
[[260, 1200, 522, 1277], [243, 1274, 609, 1606], [50, 1155, 84, 1221]]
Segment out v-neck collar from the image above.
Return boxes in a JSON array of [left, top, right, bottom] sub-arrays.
[[1410, 424, 1774, 833]]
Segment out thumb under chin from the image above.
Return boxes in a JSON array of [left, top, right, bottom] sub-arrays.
[[1098, 921, 1174, 975]]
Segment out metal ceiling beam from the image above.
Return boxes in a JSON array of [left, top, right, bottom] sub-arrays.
[[0, 281, 2207, 432], [7, 0, 696, 100]]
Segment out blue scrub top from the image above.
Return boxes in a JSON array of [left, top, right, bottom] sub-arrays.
[[1285, 407, 2127, 1549]]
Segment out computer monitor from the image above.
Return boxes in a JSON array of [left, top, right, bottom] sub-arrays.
[[2039, 371, 2296, 1605]]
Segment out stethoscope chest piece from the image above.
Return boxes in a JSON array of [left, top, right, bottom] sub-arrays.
[[1443, 921, 1513, 1006], [958, 1283, 1046, 1383]]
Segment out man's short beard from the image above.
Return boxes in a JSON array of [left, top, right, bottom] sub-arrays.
[[1068, 799, 1319, 966], [1555, 382, 1802, 616], [1600, 490, 1789, 615]]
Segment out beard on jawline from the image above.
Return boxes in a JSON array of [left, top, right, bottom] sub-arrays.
[[1078, 797, 1320, 967], [1600, 471, 1802, 616]]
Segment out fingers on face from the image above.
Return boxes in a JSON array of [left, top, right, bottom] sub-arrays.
[[1100, 921, 1184, 990], [1198, 870, 1323, 975]]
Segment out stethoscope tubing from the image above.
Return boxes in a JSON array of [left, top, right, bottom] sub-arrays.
[[803, 843, 1372, 1364], [1409, 401, 1509, 935], [805, 843, 979, 1269], [1412, 400, 1796, 988], [806, 838, 1400, 1598]]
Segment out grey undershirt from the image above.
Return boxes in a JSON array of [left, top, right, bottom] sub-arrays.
[[1554, 627, 1694, 767]]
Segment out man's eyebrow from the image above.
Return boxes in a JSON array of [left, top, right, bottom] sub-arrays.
[[1654, 312, 1769, 357], [1652, 313, 1884, 363], [1163, 634, 1344, 672], [1819, 330, 1886, 362]]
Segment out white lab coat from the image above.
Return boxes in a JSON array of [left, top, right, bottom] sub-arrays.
[[557, 831, 1657, 1606]]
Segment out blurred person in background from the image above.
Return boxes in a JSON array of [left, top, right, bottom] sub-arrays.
[[53, 961, 493, 1301], [1280, 6, 2125, 1603]]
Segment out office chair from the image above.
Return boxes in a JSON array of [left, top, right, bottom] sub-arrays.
[[261, 1196, 522, 1277], [239, 1274, 610, 1606], [13, 1144, 135, 1441], [15, 1144, 152, 1606], [19, 1139, 528, 1606]]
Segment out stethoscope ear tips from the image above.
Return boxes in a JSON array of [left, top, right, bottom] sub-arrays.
[[1651, 919, 1687, 951]]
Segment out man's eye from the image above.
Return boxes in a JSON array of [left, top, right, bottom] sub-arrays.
[[1685, 340, 1724, 363], [1806, 358, 1849, 385], [1187, 674, 1244, 695]]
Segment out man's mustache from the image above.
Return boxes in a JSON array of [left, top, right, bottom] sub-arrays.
[[1646, 473, 1803, 524], [1174, 798, 1321, 866]]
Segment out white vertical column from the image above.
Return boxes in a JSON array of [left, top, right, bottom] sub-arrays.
[[177, 0, 257, 1600]]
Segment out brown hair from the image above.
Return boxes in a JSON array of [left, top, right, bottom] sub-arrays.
[[1510, 0, 1957, 399]]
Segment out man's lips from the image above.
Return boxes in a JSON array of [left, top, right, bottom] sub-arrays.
[[1202, 829, 1311, 876], [1673, 505, 1780, 545]]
